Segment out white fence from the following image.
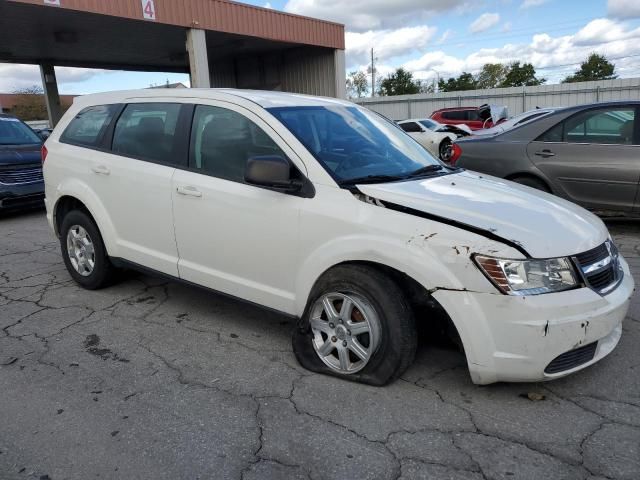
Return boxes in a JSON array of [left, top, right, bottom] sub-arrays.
[[354, 77, 640, 121]]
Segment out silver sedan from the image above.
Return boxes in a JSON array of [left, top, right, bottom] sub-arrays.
[[452, 101, 638, 216]]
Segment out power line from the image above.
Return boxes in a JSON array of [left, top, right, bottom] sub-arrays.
[[536, 52, 640, 70]]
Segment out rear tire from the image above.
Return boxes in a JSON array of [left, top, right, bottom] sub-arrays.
[[510, 175, 550, 193], [60, 210, 117, 290], [293, 264, 417, 386]]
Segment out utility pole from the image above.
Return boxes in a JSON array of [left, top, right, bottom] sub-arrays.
[[370, 48, 375, 97]]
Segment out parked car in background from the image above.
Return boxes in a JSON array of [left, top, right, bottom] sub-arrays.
[[431, 104, 508, 130], [0, 113, 44, 211], [471, 107, 558, 136], [452, 101, 639, 216], [44, 89, 632, 386], [397, 118, 459, 161], [415, 118, 473, 136]]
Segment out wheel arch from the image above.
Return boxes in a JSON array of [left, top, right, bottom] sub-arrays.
[[51, 182, 118, 256], [300, 259, 463, 352], [504, 171, 552, 192]]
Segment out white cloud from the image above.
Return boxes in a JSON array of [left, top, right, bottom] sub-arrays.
[[573, 18, 640, 46], [346, 25, 438, 66], [521, 0, 548, 8], [0, 64, 106, 93], [608, 0, 640, 18], [437, 29, 453, 44], [264, 2, 273, 8], [284, 0, 468, 31], [502, 21, 512, 32], [469, 13, 500, 34], [401, 17, 640, 83]]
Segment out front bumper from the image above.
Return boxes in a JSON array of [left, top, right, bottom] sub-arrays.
[[0, 181, 45, 211], [432, 256, 634, 384]]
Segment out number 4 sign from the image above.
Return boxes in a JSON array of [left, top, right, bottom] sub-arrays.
[[141, 0, 156, 20]]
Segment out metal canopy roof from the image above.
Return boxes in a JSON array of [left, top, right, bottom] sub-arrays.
[[0, 0, 344, 72]]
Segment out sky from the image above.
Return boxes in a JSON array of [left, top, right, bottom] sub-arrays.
[[1, 0, 639, 94]]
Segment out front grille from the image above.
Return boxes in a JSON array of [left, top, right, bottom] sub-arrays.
[[575, 243, 608, 266], [0, 166, 43, 185], [587, 267, 615, 290], [545, 342, 598, 374], [574, 241, 621, 295]]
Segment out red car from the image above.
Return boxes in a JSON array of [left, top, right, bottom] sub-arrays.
[[430, 106, 494, 130]]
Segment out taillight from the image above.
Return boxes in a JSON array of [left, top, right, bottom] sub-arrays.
[[449, 143, 462, 165], [41, 145, 48, 163]]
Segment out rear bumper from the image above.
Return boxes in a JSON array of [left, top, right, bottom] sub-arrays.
[[433, 256, 634, 384], [0, 182, 45, 211]]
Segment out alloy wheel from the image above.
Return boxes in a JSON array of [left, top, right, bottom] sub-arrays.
[[66, 225, 95, 277], [310, 292, 381, 374]]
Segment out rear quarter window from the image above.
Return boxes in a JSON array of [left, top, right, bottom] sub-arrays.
[[60, 105, 119, 148]]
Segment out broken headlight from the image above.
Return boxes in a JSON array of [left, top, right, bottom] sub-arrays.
[[474, 256, 579, 295]]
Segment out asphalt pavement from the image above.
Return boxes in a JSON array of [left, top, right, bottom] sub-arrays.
[[1, 210, 639, 480]]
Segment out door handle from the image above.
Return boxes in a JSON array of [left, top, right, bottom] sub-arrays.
[[176, 185, 202, 198], [91, 165, 110, 175], [534, 150, 555, 158]]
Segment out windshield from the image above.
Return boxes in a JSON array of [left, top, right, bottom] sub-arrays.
[[0, 117, 42, 145], [268, 106, 443, 184]]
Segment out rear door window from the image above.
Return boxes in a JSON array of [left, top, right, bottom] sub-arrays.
[[442, 111, 466, 121], [565, 108, 635, 145], [466, 110, 481, 121], [538, 107, 636, 145], [112, 103, 182, 164], [60, 105, 119, 148]]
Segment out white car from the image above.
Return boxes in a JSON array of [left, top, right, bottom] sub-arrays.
[[397, 119, 458, 161], [43, 89, 633, 385]]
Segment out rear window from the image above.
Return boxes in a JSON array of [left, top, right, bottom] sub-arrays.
[[60, 105, 119, 147]]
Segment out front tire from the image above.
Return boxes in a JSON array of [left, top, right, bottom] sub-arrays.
[[60, 210, 117, 290], [439, 138, 452, 162], [293, 265, 417, 386]]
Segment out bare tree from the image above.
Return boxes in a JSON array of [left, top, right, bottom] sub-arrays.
[[10, 85, 47, 121]]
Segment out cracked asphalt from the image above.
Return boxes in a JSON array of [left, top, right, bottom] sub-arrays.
[[1, 210, 639, 480]]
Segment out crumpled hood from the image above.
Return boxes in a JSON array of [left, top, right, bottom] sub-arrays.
[[357, 170, 608, 258]]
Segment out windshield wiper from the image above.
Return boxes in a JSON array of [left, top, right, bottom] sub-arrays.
[[405, 164, 444, 178], [339, 165, 447, 186], [339, 174, 406, 186]]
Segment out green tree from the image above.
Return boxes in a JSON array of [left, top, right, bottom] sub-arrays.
[[346, 70, 369, 98], [500, 62, 545, 87], [10, 85, 47, 121], [378, 68, 421, 96], [437, 72, 476, 92], [475, 63, 508, 89], [562, 53, 617, 83]]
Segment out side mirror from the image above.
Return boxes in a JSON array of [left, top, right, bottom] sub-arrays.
[[37, 130, 50, 140], [245, 155, 302, 192]]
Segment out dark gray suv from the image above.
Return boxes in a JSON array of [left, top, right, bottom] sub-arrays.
[[452, 101, 639, 216], [0, 114, 44, 211]]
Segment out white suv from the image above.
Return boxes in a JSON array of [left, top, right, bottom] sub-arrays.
[[43, 89, 633, 385]]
